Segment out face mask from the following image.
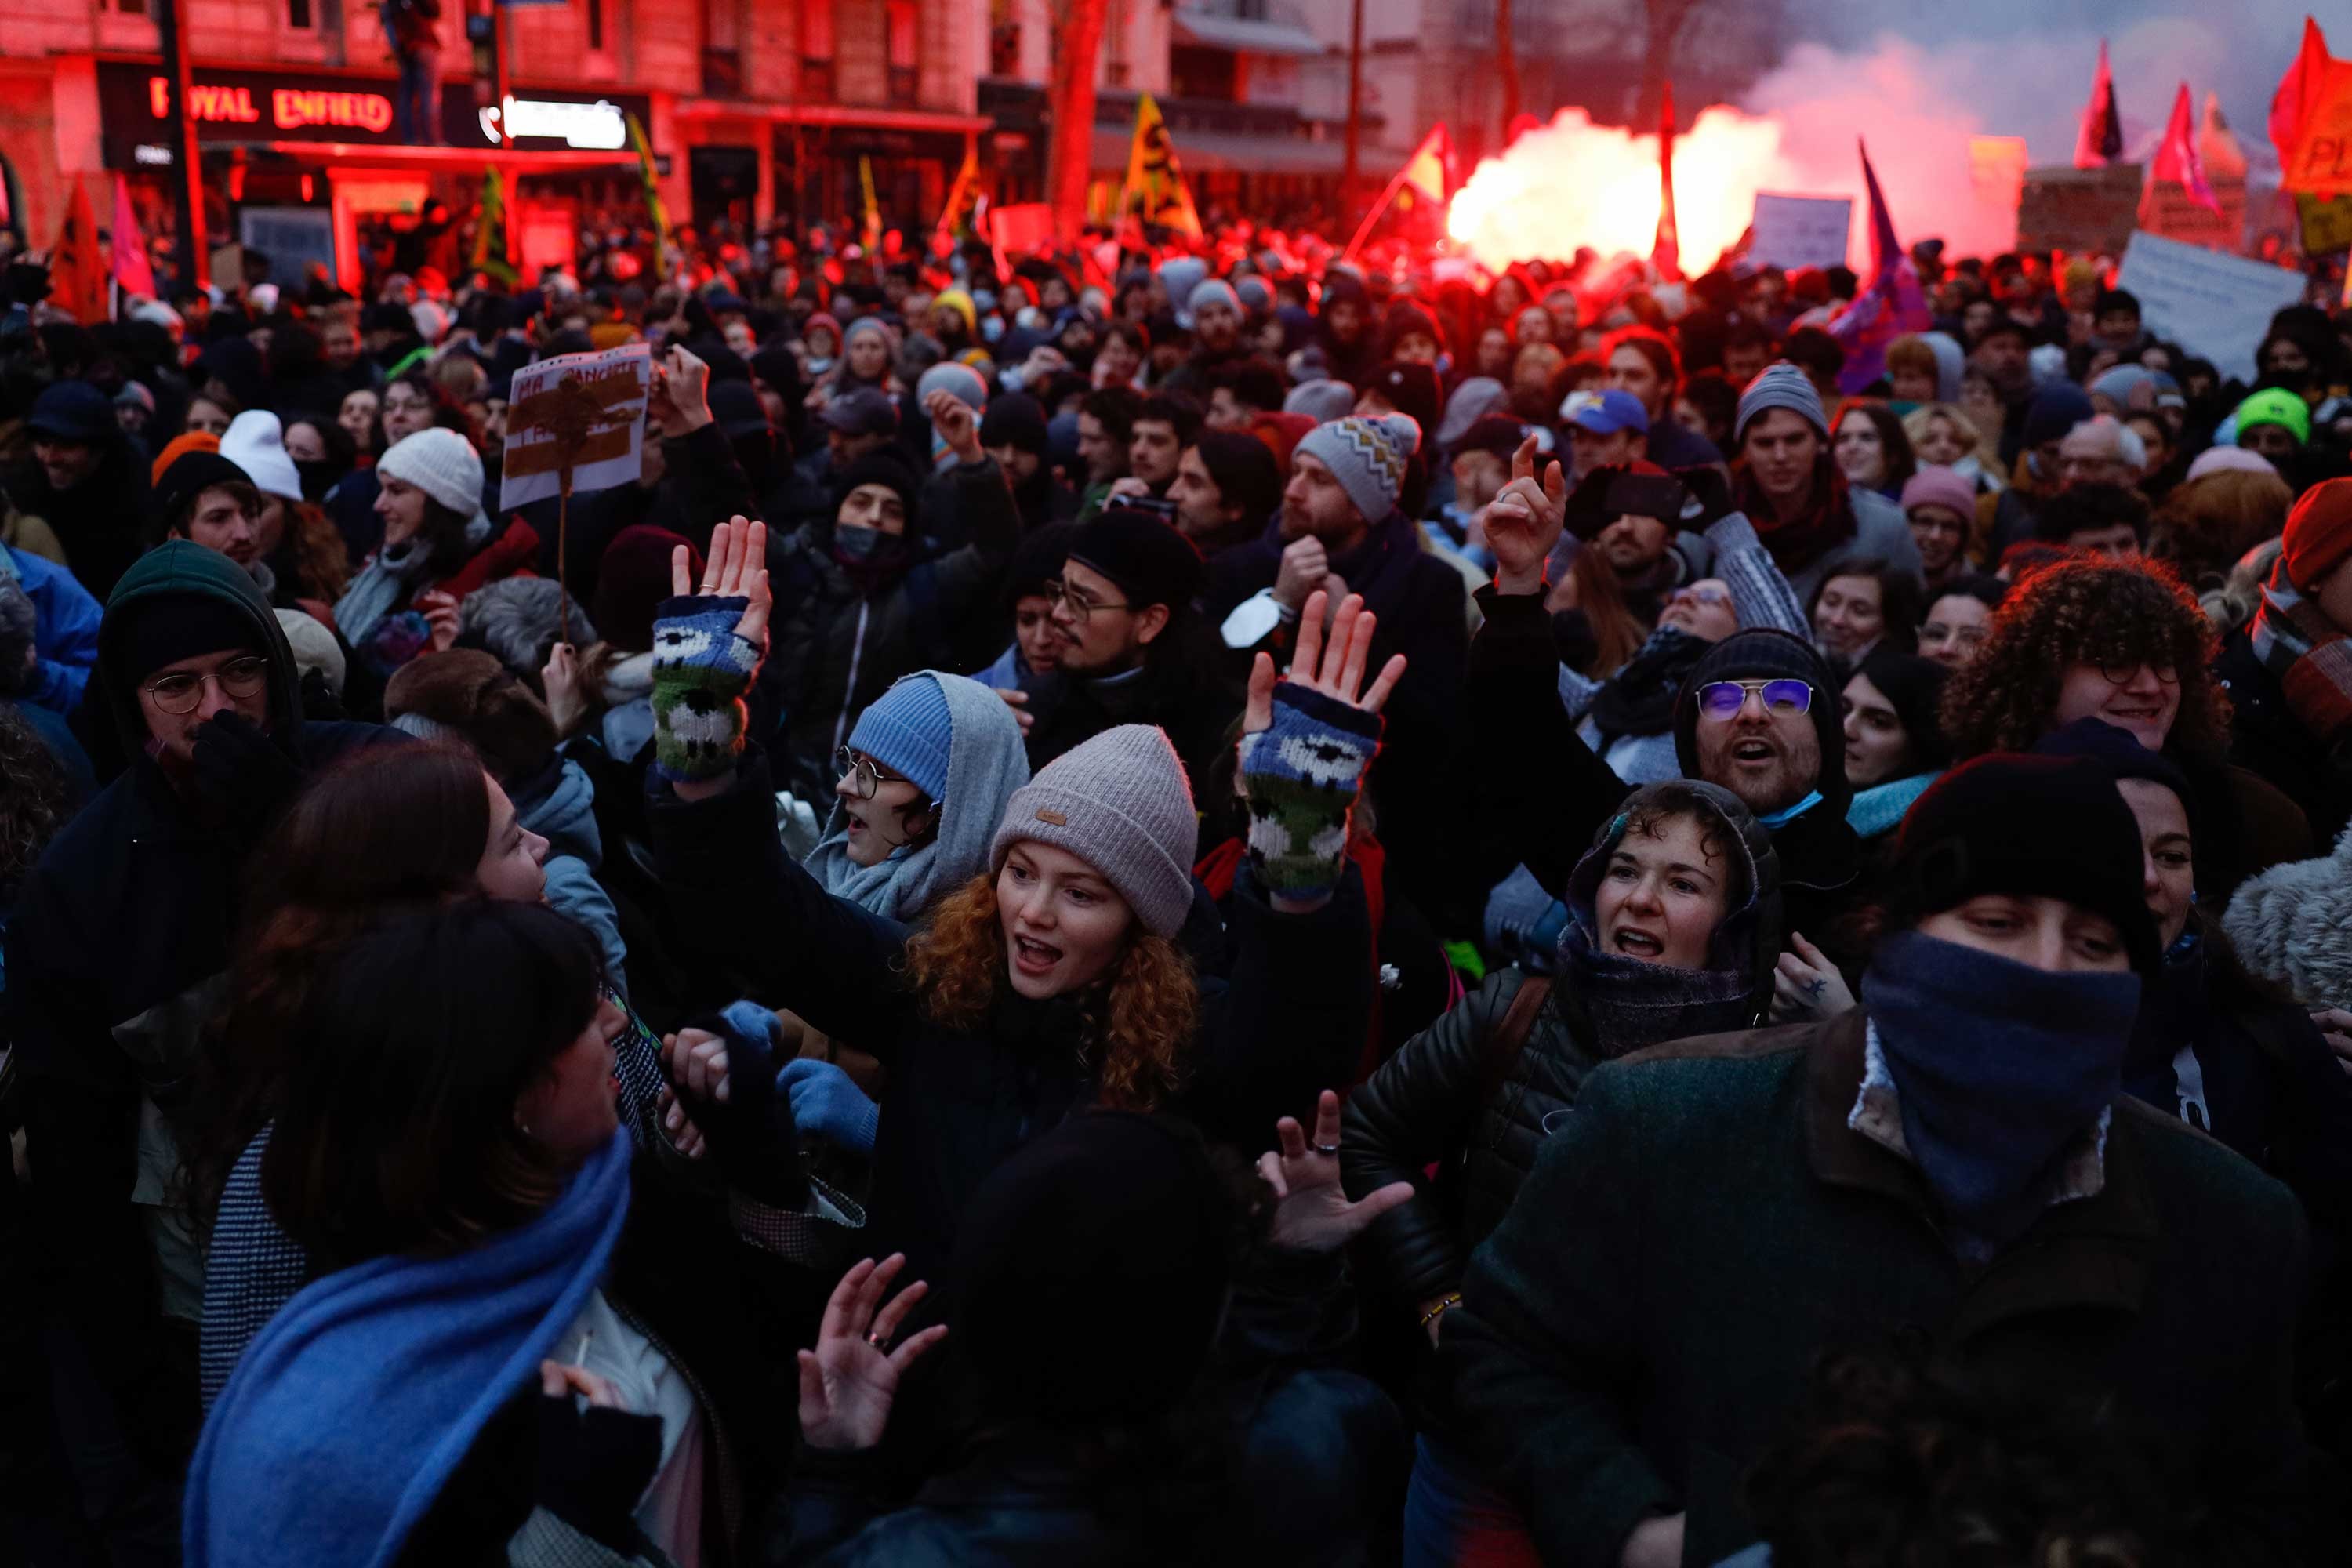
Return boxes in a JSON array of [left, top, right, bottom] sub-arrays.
[[833, 523, 886, 562], [982, 316, 1004, 345], [1861, 927, 2140, 1249]]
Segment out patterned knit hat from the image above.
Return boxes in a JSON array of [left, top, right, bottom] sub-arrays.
[[989, 724, 1198, 938], [1294, 415, 1416, 524]]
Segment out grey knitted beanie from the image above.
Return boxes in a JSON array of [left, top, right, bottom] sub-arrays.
[[989, 724, 1199, 938], [1733, 361, 1829, 442]]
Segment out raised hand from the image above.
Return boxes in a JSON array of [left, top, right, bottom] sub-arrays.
[[658, 516, 769, 798], [1243, 590, 1406, 735], [417, 588, 461, 654], [542, 641, 586, 735], [1258, 1090, 1413, 1254], [796, 1255, 951, 1452], [650, 344, 713, 438], [1770, 931, 1855, 1023], [1484, 434, 1566, 596], [668, 514, 771, 654], [924, 388, 982, 463]]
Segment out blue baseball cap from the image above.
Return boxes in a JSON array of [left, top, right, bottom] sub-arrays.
[[1560, 387, 1650, 437]]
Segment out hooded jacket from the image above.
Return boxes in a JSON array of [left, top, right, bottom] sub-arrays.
[[5, 543, 396, 1466], [510, 752, 630, 1000], [803, 672, 1031, 924], [1342, 783, 1782, 1344], [7, 434, 153, 601]]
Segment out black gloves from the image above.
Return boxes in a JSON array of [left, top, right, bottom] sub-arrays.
[[535, 1391, 663, 1552], [672, 1001, 808, 1207], [190, 710, 300, 846]]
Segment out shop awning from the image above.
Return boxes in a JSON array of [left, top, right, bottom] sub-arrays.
[[1172, 9, 1327, 56], [1091, 125, 1347, 176], [238, 142, 641, 172], [673, 99, 989, 134]]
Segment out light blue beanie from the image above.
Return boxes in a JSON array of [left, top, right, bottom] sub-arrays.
[[848, 674, 953, 800]]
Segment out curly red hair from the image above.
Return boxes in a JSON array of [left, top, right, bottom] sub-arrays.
[[902, 873, 1198, 1113]]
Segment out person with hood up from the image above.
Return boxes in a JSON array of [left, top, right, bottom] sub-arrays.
[[1443, 753, 2318, 1567], [9, 379, 153, 599], [771, 389, 1018, 800], [383, 648, 631, 997], [6, 541, 397, 1532], [978, 390, 1078, 531], [1343, 782, 1784, 1565], [1717, 364, 1922, 606]]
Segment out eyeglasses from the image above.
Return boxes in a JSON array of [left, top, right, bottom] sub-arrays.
[[833, 746, 906, 800], [1043, 579, 1130, 626], [1668, 585, 1732, 609], [2099, 659, 2180, 687], [143, 655, 270, 716], [1697, 678, 1813, 717]]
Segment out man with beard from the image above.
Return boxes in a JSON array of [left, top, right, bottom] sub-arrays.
[[1073, 384, 1144, 522], [1470, 438, 1865, 975], [980, 392, 1078, 530], [1171, 429, 1283, 561]]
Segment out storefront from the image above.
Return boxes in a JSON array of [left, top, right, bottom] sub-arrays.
[[94, 59, 652, 290], [672, 97, 986, 241]]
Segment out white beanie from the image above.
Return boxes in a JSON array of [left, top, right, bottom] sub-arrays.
[[377, 428, 485, 517], [220, 410, 303, 503]]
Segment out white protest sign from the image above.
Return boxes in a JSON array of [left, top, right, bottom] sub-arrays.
[[500, 342, 653, 511], [2114, 230, 2305, 385], [1749, 193, 1853, 271]]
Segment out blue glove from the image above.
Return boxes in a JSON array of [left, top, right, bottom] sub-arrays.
[[776, 1058, 880, 1156]]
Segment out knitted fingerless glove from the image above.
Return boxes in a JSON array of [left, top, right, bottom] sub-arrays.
[[650, 594, 762, 783], [1236, 684, 1385, 904]]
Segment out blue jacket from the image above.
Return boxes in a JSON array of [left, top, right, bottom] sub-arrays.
[[511, 753, 630, 1000], [2, 543, 102, 716]]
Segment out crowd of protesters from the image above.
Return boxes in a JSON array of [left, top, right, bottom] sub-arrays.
[[4, 209, 2352, 1568]]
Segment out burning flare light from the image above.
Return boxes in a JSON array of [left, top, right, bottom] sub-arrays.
[[1446, 105, 1804, 273]]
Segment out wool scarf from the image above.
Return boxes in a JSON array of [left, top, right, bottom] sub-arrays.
[[184, 1126, 633, 1568], [1734, 456, 1859, 579], [2248, 556, 2352, 747], [1845, 770, 1940, 842], [1862, 929, 2140, 1250]]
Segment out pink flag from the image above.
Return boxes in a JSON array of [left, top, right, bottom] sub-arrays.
[[2150, 82, 2220, 213], [111, 172, 157, 303], [2074, 39, 2124, 169]]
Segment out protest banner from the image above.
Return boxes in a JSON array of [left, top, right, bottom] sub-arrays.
[[2296, 191, 2352, 255], [2017, 164, 2141, 255], [1748, 194, 1850, 270], [503, 342, 653, 641], [2114, 230, 2305, 383]]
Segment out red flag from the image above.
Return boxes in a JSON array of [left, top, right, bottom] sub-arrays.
[[1653, 82, 1682, 282], [2273, 16, 2333, 165], [49, 181, 109, 326], [111, 174, 157, 301], [2074, 39, 2124, 169], [2148, 82, 2220, 214]]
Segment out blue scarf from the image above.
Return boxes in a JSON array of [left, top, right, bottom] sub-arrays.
[[1757, 789, 1824, 830], [1845, 771, 1939, 841], [1863, 930, 2140, 1249], [184, 1127, 633, 1568]]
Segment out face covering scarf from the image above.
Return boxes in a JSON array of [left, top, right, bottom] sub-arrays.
[[1861, 927, 2141, 1250]]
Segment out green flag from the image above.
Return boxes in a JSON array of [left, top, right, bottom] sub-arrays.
[[627, 113, 671, 278], [470, 166, 517, 286]]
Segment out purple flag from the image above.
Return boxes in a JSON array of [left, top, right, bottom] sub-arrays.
[[1828, 138, 1930, 395]]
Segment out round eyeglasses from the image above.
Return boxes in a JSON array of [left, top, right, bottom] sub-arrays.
[[142, 655, 270, 716]]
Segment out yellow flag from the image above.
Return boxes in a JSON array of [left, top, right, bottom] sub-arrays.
[[1117, 93, 1203, 239], [859, 155, 883, 251], [935, 143, 981, 239]]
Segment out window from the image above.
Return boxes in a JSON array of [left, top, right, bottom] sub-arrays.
[[801, 0, 834, 60], [886, 0, 917, 103], [288, 0, 313, 27], [114, 0, 147, 15], [589, 0, 604, 51]]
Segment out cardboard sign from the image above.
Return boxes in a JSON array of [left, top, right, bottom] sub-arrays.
[[1748, 194, 1851, 270], [2114, 230, 2305, 384], [500, 343, 652, 511], [2297, 191, 2352, 256], [2138, 175, 2248, 253], [2016, 164, 2141, 256]]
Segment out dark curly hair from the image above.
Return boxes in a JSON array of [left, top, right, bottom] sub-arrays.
[[0, 706, 68, 898], [1744, 1344, 2188, 1568], [1940, 554, 2228, 763]]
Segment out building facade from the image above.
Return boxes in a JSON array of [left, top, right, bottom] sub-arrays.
[[0, 0, 989, 289]]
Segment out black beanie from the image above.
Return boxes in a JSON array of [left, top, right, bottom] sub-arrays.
[[1854, 646, 1952, 771], [1368, 360, 1443, 448], [2030, 717, 2195, 831], [978, 391, 1050, 456], [831, 448, 922, 528], [952, 1112, 1232, 1423], [154, 451, 255, 535], [1065, 506, 1206, 612], [1673, 627, 1849, 814], [1002, 519, 1080, 607], [1888, 752, 2159, 973], [119, 590, 268, 686]]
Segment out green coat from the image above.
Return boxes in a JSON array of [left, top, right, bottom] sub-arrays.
[[1443, 1010, 2313, 1566]]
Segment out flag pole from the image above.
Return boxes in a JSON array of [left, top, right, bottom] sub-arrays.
[[1341, 161, 1413, 260]]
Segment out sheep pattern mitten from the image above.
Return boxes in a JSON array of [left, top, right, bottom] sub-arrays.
[[1236, 684, 1384, 902], [651, 594, 761, 782]]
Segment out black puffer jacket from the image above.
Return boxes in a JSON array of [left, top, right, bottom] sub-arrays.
[[1341, 782, 1782, 1332]]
